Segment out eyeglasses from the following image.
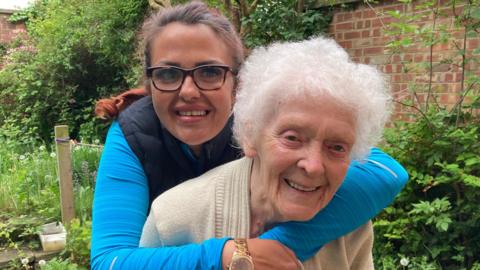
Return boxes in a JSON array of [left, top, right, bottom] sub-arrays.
[[146, 65, 235, 92]]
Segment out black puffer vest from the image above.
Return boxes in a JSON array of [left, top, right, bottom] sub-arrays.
[[118, 96, 242, 205]]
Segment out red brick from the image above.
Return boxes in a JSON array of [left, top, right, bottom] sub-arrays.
[[344, 13, 353, 21], [372, 29, 382, 37], [336, 22, 354, 31], [344, 31, 361, 39], [444, 73, 454, 82], [395, 64, 403, 73], [371, 18, 384, 28], [432, 43, 450, 51], [361, 30, 370, 38], [365, 20, 371, 28], [373, 37, 387, 46], [413, 55, 424, 62], [364, 47, 384, 55], [338, 40, 353, 49], [356, 21, 363, 29], [353, 11, 362, 19], [385, 64, 393, 73], [354, 49, 363, 57], [440, 93, 459, 103], [467, 39, 479, 50], [336, 13, 345, 22], [363, 9, 377, 19], [393, 74, 402, 82], [455, 72, 464, 82]]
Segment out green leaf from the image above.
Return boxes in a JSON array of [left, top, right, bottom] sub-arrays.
[[463, 175, 480, 188]]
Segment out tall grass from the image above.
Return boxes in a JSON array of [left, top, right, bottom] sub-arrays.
[[0, 140, 101, 223]]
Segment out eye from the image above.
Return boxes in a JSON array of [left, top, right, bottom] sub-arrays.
[[279, 131, 302, 147], [326, 142, 349, 158], [330, 144, 345, 152], [154, 68, 182, 83], [285, 134, 299, 142], [196, 66, 224, 82]]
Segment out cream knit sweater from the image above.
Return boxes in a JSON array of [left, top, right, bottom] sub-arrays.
[[140, 157, 374, 270]]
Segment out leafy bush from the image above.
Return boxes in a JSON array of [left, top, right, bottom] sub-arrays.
[[0, 0, 148, 144], [241, 0, 332, 48], [375, 107, 480, 269], [63, 219, 91, 268], [40, 258, 83, 270]]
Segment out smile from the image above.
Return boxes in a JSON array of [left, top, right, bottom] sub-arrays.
[[283, 178, 320, 192], [177, 110, 209, 116]]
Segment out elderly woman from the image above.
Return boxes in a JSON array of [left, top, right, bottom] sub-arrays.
[[140, 36, 392, 269]]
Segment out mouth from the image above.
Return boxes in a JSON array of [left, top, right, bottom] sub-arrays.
[[176, 110, 210, 116], [283, 178, 321, 192]]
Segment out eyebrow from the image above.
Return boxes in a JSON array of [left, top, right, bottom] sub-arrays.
[[154, 60, 224, 67]]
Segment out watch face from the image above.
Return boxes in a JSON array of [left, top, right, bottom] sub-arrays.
[[231, 257, 254, 270]]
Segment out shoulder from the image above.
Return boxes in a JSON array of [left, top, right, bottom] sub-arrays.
[[147, 159, 249, 244], [118, 96, 162, 137]]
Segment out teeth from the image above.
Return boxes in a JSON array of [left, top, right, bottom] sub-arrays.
[[178, 111, 207, 116], [285, 179, 319, 192]]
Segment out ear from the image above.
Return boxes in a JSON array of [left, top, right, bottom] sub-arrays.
[[242, 139, 257, 158]]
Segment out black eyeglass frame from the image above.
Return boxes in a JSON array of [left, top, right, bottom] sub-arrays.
[[146, 64, 236, 92]]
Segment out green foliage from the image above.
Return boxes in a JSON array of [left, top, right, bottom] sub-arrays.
[[242, 0, 332, 48], [62, 219, 91, 268], [0, 140, 99, 268], [40, 258, 83, 270], [375, 107, 480, 269], [0, 140, 100, 239], [0, 0, 148, 144]]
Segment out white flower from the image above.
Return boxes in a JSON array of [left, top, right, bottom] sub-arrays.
[[400, 257, 410, 266], [21, 258, 29, 265], [39, 145, 46, 151], [38, 259, 46, 266], [19, 155, 26, 160], [94, 139, 100, 144], [50, 152, 56, 158]]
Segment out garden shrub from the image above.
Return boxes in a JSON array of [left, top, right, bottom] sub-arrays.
[[63, 219, 91, 269], [0, 0, 148, 144], [375, 106, 480, 269], [241, 0, 332, 48]]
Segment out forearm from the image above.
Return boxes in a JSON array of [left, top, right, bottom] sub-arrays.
[[260, 147, 408, 261], [91, 122, 226, 270]]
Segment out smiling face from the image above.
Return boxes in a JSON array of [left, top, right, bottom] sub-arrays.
[[245, 96, 356, 222], [149, 22, 235, 155]]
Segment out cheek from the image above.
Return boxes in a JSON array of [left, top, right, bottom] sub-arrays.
[[151, 92, 171, 119]]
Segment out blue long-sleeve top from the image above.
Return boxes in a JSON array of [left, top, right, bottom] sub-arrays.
[[91, 121, 408, 269]]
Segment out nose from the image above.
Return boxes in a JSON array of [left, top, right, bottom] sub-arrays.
[[178, 75, 201, 101], [297, 149, 325, 177]]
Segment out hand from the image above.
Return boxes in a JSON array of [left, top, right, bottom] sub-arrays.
[[222, 238, 301, 270]]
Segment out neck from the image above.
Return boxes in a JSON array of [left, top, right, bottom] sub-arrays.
[[248, 158, 280, 237], [189, 144, 202, 157]]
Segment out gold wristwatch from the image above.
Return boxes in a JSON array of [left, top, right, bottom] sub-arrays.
[[228, 238, 254, 270]]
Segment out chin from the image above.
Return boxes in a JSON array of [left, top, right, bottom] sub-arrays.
[[178, 131, 216, 146]]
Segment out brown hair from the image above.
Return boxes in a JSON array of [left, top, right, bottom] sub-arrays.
[[95, 1, 244, 119], [95, 88, 147, 120]]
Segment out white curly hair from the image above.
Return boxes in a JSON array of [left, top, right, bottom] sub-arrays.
[[232, 36, 392, 159]]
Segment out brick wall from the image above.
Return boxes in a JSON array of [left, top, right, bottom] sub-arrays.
[[329, 0, 480, 121], [0, 10, 26, 44]]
